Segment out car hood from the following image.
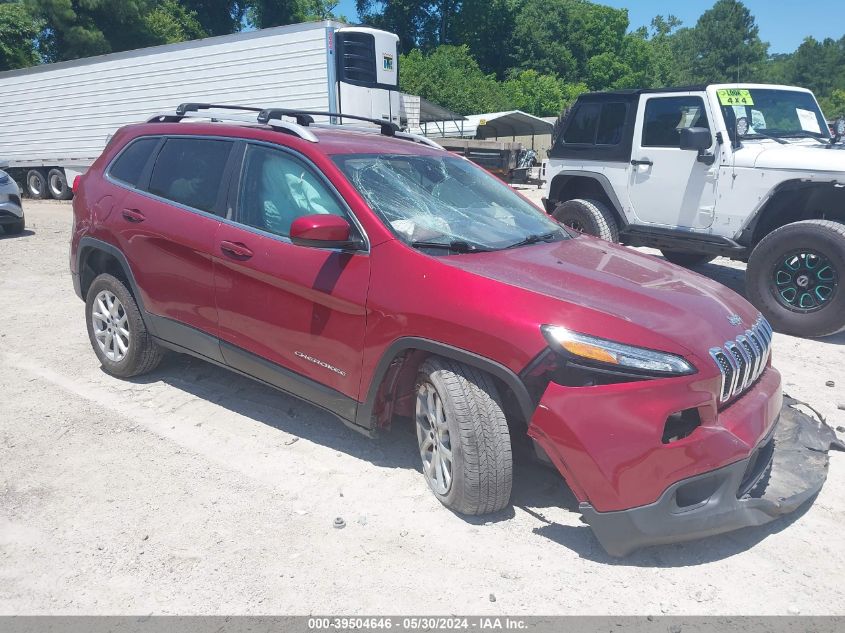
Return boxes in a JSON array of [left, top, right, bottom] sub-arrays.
[[745, 141, 845, 172], [440, 236, 760, 357]]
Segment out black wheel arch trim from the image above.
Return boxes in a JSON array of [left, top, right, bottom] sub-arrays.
[[76, 236, 155, 334], [545, 170, 628, 228], [355, 337, 536, 430]]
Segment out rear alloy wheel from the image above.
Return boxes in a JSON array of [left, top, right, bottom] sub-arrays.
[[47, 168, 73, 200], [26, 169, 48, 199], [85, 273, 164, 377], [747, 220, 845, 337], [553, 198, 619, 242], [415, 358, 512, 515], [660, 250, 716, 268]]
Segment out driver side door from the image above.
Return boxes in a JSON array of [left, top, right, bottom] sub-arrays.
[[213, 142, 370, 409], [627, 93, 720, 229]]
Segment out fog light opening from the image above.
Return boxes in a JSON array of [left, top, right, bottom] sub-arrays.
[[674, 475, 719, 509], [662, 408, 701, 444]]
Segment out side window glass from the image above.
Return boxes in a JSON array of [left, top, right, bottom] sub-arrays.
[[563, 103, 600, 144], [147, 138, 233, 214], [237, 145, 346, 238], [595, 102, 627, 145], [642, 97, 710, 148], [109, 138, 158, 187]]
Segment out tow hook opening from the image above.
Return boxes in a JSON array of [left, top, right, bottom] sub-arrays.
[[662, 408, 701, 444]]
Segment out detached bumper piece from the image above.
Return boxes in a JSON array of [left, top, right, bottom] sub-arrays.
[[582, 397, 844, 557]]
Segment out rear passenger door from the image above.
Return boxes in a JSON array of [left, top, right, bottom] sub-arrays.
[[109, 136, 235, 354], [213, 142, 370, 406]]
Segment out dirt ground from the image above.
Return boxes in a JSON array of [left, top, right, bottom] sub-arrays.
[[1, 200, 844, 615]]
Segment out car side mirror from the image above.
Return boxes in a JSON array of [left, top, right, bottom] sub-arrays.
[[289, 214, 359, 249], [679, 127, 715, 165]]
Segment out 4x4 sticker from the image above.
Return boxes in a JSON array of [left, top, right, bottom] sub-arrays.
[[717, 88, 754, 106], [295, 351, 347, 377]]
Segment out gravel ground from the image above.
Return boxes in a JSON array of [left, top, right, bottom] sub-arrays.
[[1, 200, 843, 615]]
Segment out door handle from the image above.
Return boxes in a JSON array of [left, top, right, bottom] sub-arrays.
[[630, 159, 653, 166], [121, 208, 145, 223], [220, 240, 254, 259]]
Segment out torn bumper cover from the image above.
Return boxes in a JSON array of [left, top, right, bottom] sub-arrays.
[[581, 397, 844, 557]]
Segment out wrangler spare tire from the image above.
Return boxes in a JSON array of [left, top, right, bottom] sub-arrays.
[[553, 198, 619, 242]]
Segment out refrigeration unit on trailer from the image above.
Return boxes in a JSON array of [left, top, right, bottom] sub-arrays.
[[0, 21, 400, 199]]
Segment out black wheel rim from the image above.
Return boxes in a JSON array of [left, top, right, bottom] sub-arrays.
[[772, 249, 838, 313]]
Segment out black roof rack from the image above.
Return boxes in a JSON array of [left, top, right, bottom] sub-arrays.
[[149, 103, 414, 144], [258, 108, 400, 136]]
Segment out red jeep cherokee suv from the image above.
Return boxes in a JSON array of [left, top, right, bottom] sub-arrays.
[[70, 104, 832, 556]]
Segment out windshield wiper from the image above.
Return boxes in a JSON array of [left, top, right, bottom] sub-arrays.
[[742, 132, 788, 145], [503, 231, 559, 250], [778, 131, 830, 145], [409, 240, 490, 253]]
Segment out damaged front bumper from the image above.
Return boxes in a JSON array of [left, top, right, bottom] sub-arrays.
[[581, 397, 843, 557]]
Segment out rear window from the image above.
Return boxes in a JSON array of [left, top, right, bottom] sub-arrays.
[[109, 138, 158, 187], [563, 103, 600, 144], [147, 138, 233, 214], [595, 103, 628, 145]]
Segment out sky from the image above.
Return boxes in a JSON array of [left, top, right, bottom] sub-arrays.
[[333, 0, 843, 55]]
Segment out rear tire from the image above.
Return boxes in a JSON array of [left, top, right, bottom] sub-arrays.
[[26, 169, 48, 199], [47, 168, 72, 200], [415, 358, 512, 515], [746, 220, 845, 337], [660, 250, 716, 268], [553, 198, 619, 242], [85, 273, 163, 377]]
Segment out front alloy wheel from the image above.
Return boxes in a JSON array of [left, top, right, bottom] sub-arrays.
[[416, 382, 454, 495], [414, 358, 512, 515], [773, 250, 837, 312], [747, 220, 845, 337]]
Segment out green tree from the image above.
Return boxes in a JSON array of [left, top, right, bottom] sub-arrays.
[[450, 0, 519, 78], [0, 1, 41, 70], [820, 89, 845, 118], [145, 0, 207, 44], [683, 0, 768, 83], [511, 0, 629, 83], [399, 45, 511, 115], [247, 0, 338, 28], [180, 0, 245, 37], [502, 69, 566, 116]]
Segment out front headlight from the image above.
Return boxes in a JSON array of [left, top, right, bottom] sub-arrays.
[[542, 325, 694, 376]]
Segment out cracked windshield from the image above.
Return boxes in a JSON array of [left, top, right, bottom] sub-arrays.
[[333, 153, 567, 253]]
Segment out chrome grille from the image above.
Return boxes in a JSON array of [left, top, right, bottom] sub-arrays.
[[709, 316, 773, 404]]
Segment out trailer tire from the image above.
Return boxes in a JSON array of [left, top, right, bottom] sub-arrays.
[[26, 169, 48, 200], [47, 168, 73, 200]]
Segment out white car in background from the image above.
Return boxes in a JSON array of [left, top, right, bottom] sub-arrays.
[[0, 164, 24, 235]]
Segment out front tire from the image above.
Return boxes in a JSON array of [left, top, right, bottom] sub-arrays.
[[553, 198, 619, 242], [660, 250, 716, 268], [747, 220, 845, 337], [85, 273, 163, 377], [4, 216, 24, 235], [415, 358, 512, 515]]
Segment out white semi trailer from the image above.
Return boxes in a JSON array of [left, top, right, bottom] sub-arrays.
[[0, 20, 400, 199]]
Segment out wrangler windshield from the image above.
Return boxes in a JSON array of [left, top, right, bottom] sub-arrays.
[[719, 88, 830, 141], [332, 153, 566, 252]]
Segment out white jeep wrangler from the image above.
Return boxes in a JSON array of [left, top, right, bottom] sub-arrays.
[[542, 83, 845, 338]]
